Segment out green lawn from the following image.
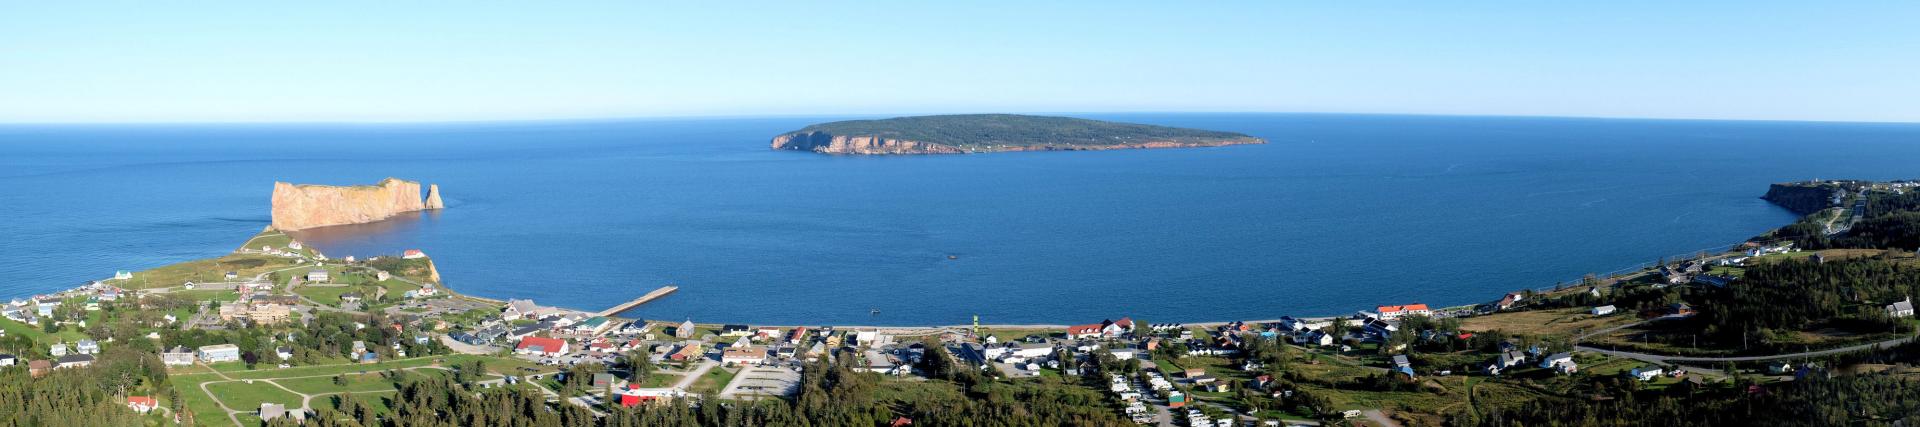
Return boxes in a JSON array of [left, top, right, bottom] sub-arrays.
[[374, 278, 421, 295], [293, 285, 358, 306], [0, 317, 87, 348], [637, 373, 683, 388], [204, 381, 303, 414], [690, 366, 738, 394]]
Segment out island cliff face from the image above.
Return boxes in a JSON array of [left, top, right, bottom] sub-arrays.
[[770, 114, 1265, 155], [271, 178, 443, 231], [771, 133, 967, 155]]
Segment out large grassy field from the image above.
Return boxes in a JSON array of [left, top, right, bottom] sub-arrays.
[[204, 381, 304, 414], [293, 285, 358, 307], [275, 369, 452, 395], [174, 355, 549, 427], [125, 254, 302, 290], [169, 289, 241, 303], [0, 317, 88, 348], [1459, 307, 1637, 338]]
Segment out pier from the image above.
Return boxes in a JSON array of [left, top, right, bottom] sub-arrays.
[[598, 285, 679, 317]]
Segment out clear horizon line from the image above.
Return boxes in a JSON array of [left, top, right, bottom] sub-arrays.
[[2, 109, 1918, 127]]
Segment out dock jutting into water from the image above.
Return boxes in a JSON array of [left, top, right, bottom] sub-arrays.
[[598, 285, 679, 317]]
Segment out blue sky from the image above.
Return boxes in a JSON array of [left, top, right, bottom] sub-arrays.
[[2, 2, 1918, 123]]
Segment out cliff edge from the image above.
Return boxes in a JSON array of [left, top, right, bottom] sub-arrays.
[[271, 178, 444, 231], [1762, 182, 1840, 216]]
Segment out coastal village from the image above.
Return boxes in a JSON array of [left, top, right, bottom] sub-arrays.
[[7, 179, 1920, 427]]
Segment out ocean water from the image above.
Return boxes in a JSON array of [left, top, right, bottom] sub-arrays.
[[3, 114, 1916, 325]]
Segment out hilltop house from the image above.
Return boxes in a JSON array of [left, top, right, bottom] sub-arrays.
[[1592, 305, 1617, 316], [403, 249, 427, 259]]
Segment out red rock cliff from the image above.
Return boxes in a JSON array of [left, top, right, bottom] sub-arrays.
[[270, 178, 443, 231]]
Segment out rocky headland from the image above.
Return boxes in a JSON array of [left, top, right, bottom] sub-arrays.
[[270, 178, 444, 231]]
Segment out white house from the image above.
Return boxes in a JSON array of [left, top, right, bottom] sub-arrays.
[[503, 299, 540, 321], [1769, 361, 1794, 375], [162, 346, 196, 366], [198, 344, 242, 363], [1591, 305, 1617, 316], [1888, 297, 1915, 318], [74, 339, 100, 355], [1538, 352, 1576, 373], [1630, 366, 1664, 381], [305, 270, 330, 282]]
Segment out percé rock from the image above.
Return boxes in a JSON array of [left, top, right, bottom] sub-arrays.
[[270, 178, 442, 231], [769, 114, 1265, 155], [425, 184, 445, 210], [1762, 183, 1839, 216]]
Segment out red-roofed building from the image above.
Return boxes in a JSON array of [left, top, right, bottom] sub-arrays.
[[515, 336, 569, 356], [403, 249, 427, 259], [891, 417, 914, 427], [619, 384, 678, 407], [1376, 304, 1431, 320], [1067, 317, 1135, 339], [126, 396, 158, 413]]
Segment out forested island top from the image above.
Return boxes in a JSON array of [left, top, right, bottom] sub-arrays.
[[769, 114, 1266, 155]]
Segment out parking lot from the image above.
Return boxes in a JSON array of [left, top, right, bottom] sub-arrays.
[[718, 365, 800, 399]]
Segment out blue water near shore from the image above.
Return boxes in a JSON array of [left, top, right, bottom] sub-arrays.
[[4, 114, 1917, 325]]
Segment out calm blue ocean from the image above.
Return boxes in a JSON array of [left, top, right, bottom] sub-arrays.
[[3, 114, 1915, 325]]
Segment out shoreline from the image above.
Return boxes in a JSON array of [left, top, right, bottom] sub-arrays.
[[17, 188, 1822, 331]]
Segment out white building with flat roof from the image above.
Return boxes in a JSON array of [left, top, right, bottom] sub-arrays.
[[198, 344, 241, 363]]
